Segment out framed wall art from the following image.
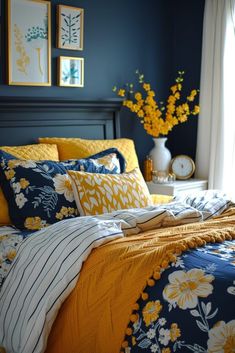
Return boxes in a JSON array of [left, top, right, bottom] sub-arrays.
[[58, 56, 84, 87], [57, 5, 84, 51], [7, 0, 51, 86]]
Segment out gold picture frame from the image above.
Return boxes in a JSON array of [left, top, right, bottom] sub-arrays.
[[7, 0, 51, 86], [57, 5, 84, 51], [58, 56, 84, 87]]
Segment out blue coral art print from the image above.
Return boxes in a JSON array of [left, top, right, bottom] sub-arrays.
[[59, 57, 84, 87]]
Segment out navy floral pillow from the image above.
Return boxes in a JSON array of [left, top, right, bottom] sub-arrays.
[[0, 148, 125, 230]]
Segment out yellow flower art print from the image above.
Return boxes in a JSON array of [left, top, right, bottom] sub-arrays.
[[113, 70, 200, 138]]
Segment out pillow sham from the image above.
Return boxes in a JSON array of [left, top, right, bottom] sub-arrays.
[[0, 144, 59, 161], [39, 137, 139, 172], [68, 168, 152, 216], [0, 148, 125, 230], [0, 144, 59, 225]]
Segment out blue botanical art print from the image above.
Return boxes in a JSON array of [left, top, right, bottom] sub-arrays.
[[58, 5, 84, 50], [8, 0, 51, 85], [59, 57, 84, 87]]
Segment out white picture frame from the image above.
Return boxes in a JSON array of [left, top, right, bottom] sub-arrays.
[[57, 5, 84, 51], [7, 0, 51, 86], [58, 56, 84, 87]]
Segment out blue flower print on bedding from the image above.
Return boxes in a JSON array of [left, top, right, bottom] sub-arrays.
[[124, 240, 235, 353], [0, 148, 126, 230]]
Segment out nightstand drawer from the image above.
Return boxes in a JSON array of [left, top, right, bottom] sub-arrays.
[[147, 179, 208, 197]]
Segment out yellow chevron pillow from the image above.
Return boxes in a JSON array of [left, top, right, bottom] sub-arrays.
[[0, 144, 59, 225], [68, 168, 152, 216], [39, 137, 139, 172]]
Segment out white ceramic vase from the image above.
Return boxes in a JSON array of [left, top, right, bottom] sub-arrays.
[[150, 137, 171, 172]]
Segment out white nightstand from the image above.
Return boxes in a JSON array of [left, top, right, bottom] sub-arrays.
[[146, 179, 208, 197]]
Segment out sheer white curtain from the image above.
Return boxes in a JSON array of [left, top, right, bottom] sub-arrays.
[[196, 0, 235, 199]]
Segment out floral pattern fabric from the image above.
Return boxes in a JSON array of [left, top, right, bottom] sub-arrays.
[[0, 227, 32, 289], [125, 240, 235, 353], [0, 148, 125, 230]]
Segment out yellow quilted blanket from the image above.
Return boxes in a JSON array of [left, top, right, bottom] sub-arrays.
[[45, 209, 235, 353]]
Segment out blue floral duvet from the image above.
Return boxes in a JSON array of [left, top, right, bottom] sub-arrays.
[[125, 240, 235, 353]]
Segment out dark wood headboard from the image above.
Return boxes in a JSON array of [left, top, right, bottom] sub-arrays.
[[0, 97, 122, 146]]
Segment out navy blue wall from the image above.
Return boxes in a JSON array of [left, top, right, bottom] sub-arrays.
[[166, 0, 205, 162], [0, 0, 205, 168]]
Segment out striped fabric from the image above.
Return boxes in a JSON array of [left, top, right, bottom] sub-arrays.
[[174, 190, 233, 220], [0, 217, 123, 353], [0, 190, 232, 353]]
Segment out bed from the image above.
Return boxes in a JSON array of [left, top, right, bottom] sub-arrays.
[[0, 98, 234, 353]]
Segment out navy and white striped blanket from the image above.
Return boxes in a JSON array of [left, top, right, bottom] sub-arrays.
[[0, 190, 232, 353]]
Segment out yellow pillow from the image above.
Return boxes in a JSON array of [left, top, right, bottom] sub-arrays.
[[0, 144, 59, 225], [39, 137, 139, 172], [68, 168, 152, 216], [1, 144, 59, 161]]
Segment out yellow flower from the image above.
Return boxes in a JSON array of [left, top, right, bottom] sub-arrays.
[[137, 110, 144, 118], [193, 105, 200, 115], [177, 83, 182, 91], [175, 92, 180, 99], [178, 115, 188, 123], [170, 323, 181, 342], [5, 169, 15, 180], [187, 89, 197, 101], [148, 90, 155, 97], [8, 160, 19, 169], [7, 249, 17, 261], [118, 89, 125, 97], [24, 216, 46, 230], [135, 92, 142, 101], [113, 70, 199, 138], [143, 105, 151, 114], [143, 83, 151, 91], [68, 207, 77, 215], [132, 336, 136, 346], [130, 104, 140, 113], [56, 207, 77, 220], [207, 320, 235, 353], [176, 106, 184, 116], [126, 100, 134, 109], [182, 103, 189, 113], [167, 104, 175, 114], [142, 300, 162, 326], [145, 96, 156, 106], [162, 348, 171, 353], [163, 268, 214, 309], [168, 95, 176, 104], [20, 178, 29, 189], [56, 212, 63, 220], [170, 85, 177, 94], [137, 99, 144, 107], [61, 206, 69, 216]]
